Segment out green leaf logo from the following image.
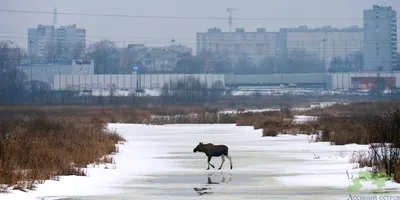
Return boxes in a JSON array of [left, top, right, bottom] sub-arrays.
[[347, 170, 389, 193]]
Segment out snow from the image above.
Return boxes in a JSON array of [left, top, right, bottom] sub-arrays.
[[269, 135, 400, 191], [229, 88, 375, 97], [77, 87, 386, 97], [218, 101, 341, 115], [0, 125, 172, 200], [293, 115, 318, 123], [1, 124, 400, 199], [80, 89, 161, 97]]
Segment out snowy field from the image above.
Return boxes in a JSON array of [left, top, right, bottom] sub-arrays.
[[1, 123, 400, 200], [79, 88, 382, 97]]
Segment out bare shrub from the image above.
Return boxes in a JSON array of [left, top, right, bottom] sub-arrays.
[[280, 103, 293, 118], [316, 115, 371, 145], [350, 151, 373, 169], [262, 128, 278, 137]]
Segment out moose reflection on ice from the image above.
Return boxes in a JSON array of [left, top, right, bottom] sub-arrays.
[[193, 173, 232, 196]]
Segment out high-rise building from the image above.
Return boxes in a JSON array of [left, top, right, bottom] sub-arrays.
[[28, 24, 56, 62], [363, 5, 398, 71], [276, 25, 364, 70], [56, 24, 86, 61], [196, 28, 278, 64], [28, 24, 86, 63]]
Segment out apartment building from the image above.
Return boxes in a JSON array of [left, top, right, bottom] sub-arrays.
[[196, 28, 277, 64], [363, 5, 398, 71], [28, 24, 86, 63], [276, 25, 364, 69]]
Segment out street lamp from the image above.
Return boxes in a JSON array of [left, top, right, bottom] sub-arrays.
[[322, 38, 328, 90], [29, 40, 34, 90]]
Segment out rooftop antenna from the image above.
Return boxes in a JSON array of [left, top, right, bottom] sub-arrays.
[[227, 8, 238, 32], [53, 8, 57, 27]]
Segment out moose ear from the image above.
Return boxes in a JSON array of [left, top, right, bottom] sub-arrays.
[[199, 142, 203, 144]]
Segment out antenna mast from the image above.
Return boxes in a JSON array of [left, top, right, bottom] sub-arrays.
[[227, 8, 238, 32], [53, 8, 57, 27]]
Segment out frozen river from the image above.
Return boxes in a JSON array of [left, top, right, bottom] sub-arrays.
[[3, 124, 400, 200]]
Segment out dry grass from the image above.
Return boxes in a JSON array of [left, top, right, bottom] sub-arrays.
[[395, 160, 400, 183], [293, 101, 400, 117], [349, 151, 373, 169], [316, 116, 371, 145], [262, 128, 278, 137], [0, 115, 125, 192], [235, 110, 322, 137]]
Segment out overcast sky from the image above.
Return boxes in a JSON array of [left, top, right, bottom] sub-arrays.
[[1, 0, 400, 51]]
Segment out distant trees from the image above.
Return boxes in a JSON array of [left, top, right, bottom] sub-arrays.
[[328, 51, 364, 72], [43, 40, 86, 63], [276, 49, 325, 73], [0, 40, 53, 103], [160, 76, 225, 103], [86, 39, 118, 74], [0, 40, 24, 71], [176, 49, 326, 74], [175, 51, 214, 74]]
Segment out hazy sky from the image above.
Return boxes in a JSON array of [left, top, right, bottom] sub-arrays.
[[1, 0, 400, 51]]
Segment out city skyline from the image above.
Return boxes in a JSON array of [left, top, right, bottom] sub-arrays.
[[1, 0, 400, 52]]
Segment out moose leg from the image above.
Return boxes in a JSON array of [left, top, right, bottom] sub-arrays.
[[207, 156, 215, 170], [226, 155, 233, 170], [218, 155, 225, 170]]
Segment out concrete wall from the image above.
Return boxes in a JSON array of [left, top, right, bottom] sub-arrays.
[[53, 73, 225, 90], [53, 72, 400, 91], [225, 73, 326, 85]]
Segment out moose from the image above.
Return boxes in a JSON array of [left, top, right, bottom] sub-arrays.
[[193, 142, 233, 170]]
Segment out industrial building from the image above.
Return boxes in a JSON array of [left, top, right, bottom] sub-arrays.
[[17, 59, 94, 88]]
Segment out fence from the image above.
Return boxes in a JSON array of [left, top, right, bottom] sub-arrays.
[[53, 73, 226, 90]]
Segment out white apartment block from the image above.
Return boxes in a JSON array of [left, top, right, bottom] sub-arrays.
[[28, 25, 56, 60], [363, 5, 398, 71], [196, 28, 277, 64], [56, 24, 87, 61], [28, 24, 86, 63], [276, 25, 364, 69]]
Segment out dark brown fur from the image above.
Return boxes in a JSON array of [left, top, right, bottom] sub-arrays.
[[193, 142, 233, 170]]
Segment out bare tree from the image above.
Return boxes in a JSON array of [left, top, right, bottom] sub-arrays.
[[71, 42, 86, 60], [86, 39, 117, 74], [0, 40, 24, 71], [328, 51, 364, 72], [43, 41, 57, 63]]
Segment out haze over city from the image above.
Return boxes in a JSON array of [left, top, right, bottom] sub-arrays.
[[2, 1, 400, 200], [1, 0, 400, 50]]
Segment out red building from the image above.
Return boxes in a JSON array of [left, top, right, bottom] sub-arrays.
[[351, 77, 396, 90]]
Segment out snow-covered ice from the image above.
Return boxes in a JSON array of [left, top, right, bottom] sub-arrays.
[[1, 124, 400, 200]]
